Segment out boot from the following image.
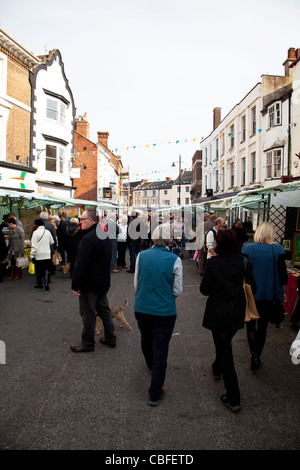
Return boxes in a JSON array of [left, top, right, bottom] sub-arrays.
[[247, 331, 260, 371], [9, 264, 15, 280], [13, 267, 21, 280]]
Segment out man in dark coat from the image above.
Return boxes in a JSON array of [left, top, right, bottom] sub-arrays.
[[70, 209, 116, 352]]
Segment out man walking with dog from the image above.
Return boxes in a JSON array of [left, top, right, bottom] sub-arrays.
[[70, 209, 116, 352]]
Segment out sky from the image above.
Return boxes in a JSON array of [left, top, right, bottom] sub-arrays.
[[1, 0, 300, 181]]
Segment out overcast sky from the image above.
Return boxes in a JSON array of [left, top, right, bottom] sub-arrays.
[[1, 0, 300, 181]]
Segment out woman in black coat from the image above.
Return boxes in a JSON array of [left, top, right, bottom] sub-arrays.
[[200, 228, 256, 412]]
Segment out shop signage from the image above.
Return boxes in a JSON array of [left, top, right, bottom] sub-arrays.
[[0, 168, 35, 191]]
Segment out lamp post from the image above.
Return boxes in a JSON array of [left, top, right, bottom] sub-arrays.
[[172, 154, 181, 206]]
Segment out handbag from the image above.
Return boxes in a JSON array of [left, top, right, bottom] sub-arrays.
[[52, 251, 62, 266], [244, 280, 260, 322], [16, 255, 29, 268], [243, 257, 259, 322], [269, 245, 285, 325]]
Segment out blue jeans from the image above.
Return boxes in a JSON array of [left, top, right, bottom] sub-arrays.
[[79, 292, 116, 349], [128, 241, 142, 272], [135, 312, 176, 401]]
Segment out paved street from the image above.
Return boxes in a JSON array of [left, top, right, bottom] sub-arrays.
[[0, 252, 299, 452]]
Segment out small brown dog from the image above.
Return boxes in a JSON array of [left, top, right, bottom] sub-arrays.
[[96, 298, 132, 334]]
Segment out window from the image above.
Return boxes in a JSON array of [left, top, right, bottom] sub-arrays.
[[216, 170, 219, 192], [185, 198, 189, 205], [266, 149, 282, 178], [46, 98, 67, 124], [230, 162, 235, 187], [177, 186, 181, 192], [251, 152, 256, 182], [45, 144, 65, 173], [241, 158, 246, 185], [185, 186, 189, 192], [177, 198, 181, 205], [242, 115, 246, 141], [251, 106, 256, 135], [229, 125, 234, 148], [164, 189, 168, 194], [215, 138, 219, 160], [268, 102, 281, 128]]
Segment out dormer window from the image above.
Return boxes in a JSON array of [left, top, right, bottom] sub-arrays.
[[268, 102, 281, 128]]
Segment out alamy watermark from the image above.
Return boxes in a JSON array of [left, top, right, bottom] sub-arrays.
[[96, 206, 205, 251]]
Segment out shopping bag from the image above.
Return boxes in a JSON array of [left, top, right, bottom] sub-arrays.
[[62, 263, 70, 274], [52, 251, 62, 266], [28, 262, 35, 275]]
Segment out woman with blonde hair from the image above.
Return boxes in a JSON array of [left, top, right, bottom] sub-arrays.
[[242, 222, 288, 370]]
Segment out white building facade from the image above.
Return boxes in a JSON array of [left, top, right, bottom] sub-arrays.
[[29, 49, 76, 198], [132, 172, 192, 209], [290, 57, 300, 178], [201, 84, 263, 198]]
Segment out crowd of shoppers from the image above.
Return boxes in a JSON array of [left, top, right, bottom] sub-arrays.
[[0, 208, 295, 412]]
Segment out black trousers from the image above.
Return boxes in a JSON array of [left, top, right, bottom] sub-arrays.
[[212, 329, 240, 405], [117, 242, 127, 267], [35, 259, 51, 287], [246, 300, 274, 359], [135, 312, 176, 401], [79, 291, 116, 349]]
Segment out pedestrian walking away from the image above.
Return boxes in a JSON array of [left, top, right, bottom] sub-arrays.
[[70, 209, 116, 352], [241, 222, 288, 370], [30, 219, 54, 290], [134, 223, 183, 406], [200, 228, 257, 412]]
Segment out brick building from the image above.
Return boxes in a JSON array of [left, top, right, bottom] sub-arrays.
[[0, 27, 38, 192], [73, 113, 123, 204]]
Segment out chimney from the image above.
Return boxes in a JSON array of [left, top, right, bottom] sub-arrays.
[[98, 131, 109, 149], [213, 107, 221, 130], [283, 48, 297, 76], [75, 113, 90, 139]]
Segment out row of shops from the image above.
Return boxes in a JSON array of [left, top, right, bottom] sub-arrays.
[[1, 179, 299, 316], [1, 180, 300, 264]]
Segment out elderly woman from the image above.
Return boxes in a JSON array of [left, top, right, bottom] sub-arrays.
[[242, 222, 288, 370], [30, 219, 54, 290], [7, 217, 25, 280], [134, 223, 183, 406]]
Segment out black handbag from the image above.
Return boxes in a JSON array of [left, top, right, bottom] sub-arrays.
[[269, 245, 284, 325]]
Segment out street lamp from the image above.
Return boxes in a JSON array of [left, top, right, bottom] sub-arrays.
[[172, 154, 181, 206]]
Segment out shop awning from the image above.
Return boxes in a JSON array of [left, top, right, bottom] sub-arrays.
[[231, 180, 300, 208], [0, 188, 118, 210]]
